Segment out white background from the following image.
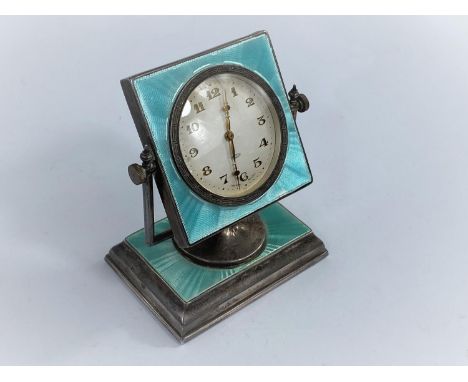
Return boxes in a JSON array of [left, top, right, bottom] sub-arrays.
[[1, 16, 468, 365]]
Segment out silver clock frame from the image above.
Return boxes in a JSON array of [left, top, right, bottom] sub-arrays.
[[120, 31, 312, 249]]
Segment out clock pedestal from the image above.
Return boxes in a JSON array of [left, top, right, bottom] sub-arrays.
[[105, 202, 327, 343], [176, 213, 267, 267]]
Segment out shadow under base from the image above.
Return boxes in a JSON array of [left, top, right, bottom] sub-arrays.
[[105, 202, 328, 343]]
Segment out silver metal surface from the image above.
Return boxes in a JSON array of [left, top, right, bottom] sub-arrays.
[[105, 227, 328, 343], [176, 213, 266, 267]]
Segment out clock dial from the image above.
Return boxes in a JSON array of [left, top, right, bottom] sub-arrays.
[[171, 66, 287, 205]]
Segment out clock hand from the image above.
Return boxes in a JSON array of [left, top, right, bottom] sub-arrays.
[[223, 91, 241, 190]]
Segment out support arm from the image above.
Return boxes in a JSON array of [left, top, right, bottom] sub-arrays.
[[128, 145, 157, 246]]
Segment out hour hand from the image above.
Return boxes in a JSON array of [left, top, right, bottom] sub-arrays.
[[225, 129, 240, 190], [225, 129, 235, 158]]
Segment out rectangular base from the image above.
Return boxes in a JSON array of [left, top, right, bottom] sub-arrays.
[[105, 203, 328, 343]]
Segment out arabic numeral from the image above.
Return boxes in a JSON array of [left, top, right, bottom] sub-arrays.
[[207, 87, 221, 100], [257, 115, 266, 125], [253, 157, 262, 168], [193, 102, 205, 113], [219, 174, 228, 184], [239, 172, 248, 182], [189, 148, 198, 158], [186, 122, 199, 134], [202, 166, 212, 176], [246, 97, 255, 107]]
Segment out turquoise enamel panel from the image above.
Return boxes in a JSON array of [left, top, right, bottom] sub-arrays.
[[125, 203, 311, 302], [133, 32, 312, 244]]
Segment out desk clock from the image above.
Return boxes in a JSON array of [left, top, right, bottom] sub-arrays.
[[106, 31, 328, 342]]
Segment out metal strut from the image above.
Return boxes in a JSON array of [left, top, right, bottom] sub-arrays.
[[128, 145, 157, 246]]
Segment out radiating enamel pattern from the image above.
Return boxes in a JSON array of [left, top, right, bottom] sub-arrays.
[[125, 203, 311, 302], [133, 33, 312, 244]]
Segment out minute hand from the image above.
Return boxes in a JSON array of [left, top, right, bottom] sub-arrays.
[[225, 118, 236, 159], [223, 94, 241, 190]]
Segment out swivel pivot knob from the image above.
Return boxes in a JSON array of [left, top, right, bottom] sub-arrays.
[[128, 163, 147, 185], [288, 85, 309, 120], [128, 145, 156, 185]]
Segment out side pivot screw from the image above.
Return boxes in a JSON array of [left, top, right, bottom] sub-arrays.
[[288, 84, 310, 114], [128, 145, 156, 185], [128, 163, 147, 185]]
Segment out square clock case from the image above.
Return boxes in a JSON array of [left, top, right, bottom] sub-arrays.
[[105, 31, 328, 343]]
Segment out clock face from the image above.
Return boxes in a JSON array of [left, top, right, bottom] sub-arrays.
[[170, 65, 287, 206]]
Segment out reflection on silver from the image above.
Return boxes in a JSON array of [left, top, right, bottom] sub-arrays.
[[181, 101, 191, 117]]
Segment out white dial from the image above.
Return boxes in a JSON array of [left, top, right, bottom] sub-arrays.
[[172, 68, 286, 203]]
